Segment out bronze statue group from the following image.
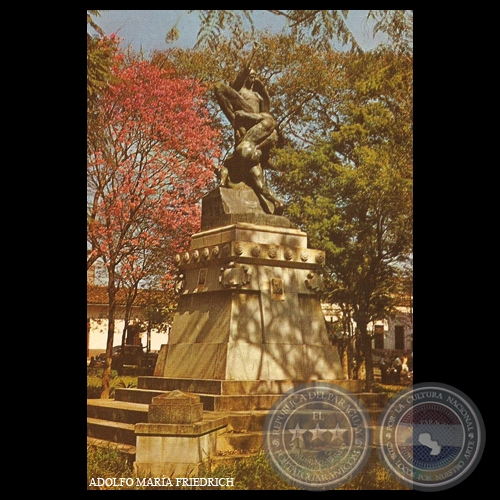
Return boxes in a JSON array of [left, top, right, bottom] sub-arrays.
[[214, 42, 285, 215]]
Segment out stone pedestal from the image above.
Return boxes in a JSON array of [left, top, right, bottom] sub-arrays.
[[201, 186, 290, 230], [155, 187, 344, 383], [134, 390, 227, 477]]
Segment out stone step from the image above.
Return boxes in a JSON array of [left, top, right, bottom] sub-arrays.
[[138, 377, 364, 396], [87, 398, 149, 424], [115, 387, 281, 412], [87, 417, 137, 446], [115, 386, 388, 412], [114, 388, 167, 404], [87, 386, 389, 457], [202, 393, 282, 412]]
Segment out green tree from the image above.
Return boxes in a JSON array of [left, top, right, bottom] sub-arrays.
[[87, 47, 221, 398], [87, 11, 114, 123], [117, 239, 180, 354], [140, 287, 178, 352], [275, 48, 413, 390]]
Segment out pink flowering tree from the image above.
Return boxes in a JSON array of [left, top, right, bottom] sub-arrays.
[[87, 39, 221, 398]]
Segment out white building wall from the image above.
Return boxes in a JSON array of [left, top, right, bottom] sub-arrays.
[[370, 307, 413, 353], [385, 316, 413, 352], [88, 318, 170, 352], [321, 303, 413, 353], [88, 318, 124, 350]]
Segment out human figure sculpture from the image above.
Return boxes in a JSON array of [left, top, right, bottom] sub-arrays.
[[214, 42, 285, 215]]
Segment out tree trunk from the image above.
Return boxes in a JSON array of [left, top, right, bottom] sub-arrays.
[[355, 331, 362, 380], [347, 338, 355, 380], [363, 330, 374, 391], [147, 323, 152, 352], [358, 324, 374, 392], [101, 281, 117, 399], [355, 308, 375, 392], [121, 308, 131, 363]]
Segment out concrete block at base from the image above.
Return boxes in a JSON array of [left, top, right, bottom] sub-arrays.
[[136, 434, 214, 466], [134, 425, 227, 478], [134, 413, 228, 479]]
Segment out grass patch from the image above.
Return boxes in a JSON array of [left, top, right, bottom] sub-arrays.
[[87, 445, 408, 490], [206, 451, 298, 490], [336, 452, 409, 490], [87, 444, 135, 490]]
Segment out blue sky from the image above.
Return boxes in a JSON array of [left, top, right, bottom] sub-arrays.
[[90, 10, 386, 54]]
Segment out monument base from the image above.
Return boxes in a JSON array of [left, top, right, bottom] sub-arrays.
[[159, 218, 344, 382]]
